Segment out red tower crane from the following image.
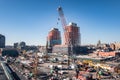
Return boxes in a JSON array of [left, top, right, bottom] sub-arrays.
[[57, 6, 67, 28], [57, 6, 73, 66], [57, 6, 68, 45]]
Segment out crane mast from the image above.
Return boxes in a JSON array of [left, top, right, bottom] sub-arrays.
[[57, 6, 68, 45], [57, 6, 67, 29], [57, 6, 73, 66]]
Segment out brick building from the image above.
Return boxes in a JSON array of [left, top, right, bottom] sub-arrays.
[[64, 22, 80, 46], [47, 28, 61, 47], [98, 51, 120, 57]]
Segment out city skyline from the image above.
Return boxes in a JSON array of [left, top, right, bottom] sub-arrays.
[[0, 0, 120, 46]]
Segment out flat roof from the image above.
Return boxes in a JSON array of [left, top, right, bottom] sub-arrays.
[[76, 55, 102, 60], [76, 55, 115, 62]]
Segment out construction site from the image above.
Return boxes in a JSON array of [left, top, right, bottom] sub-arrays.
[[5, 49, 120, 80], [1, 6, 120, 80], [16, 6, 120, 80], [46, 6, 81, 55]]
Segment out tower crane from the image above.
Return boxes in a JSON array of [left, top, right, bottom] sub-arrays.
[[57, 6, 73, 66], [57, 7, 67, 29], [57, 6, 68, 45]]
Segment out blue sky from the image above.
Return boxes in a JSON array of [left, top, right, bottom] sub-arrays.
[[0, 0, 120, 46]]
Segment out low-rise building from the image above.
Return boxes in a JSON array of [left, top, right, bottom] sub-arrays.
[[110, 43, 115, 50], [14, 41, 26, 50], [109, 42, 120, 50], [98, 51, 120, 57], [52, 45, 68, 54]]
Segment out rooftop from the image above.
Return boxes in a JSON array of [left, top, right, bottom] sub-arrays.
[[68, 22, 77, 27]]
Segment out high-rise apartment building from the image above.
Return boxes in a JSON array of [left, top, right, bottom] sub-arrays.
[[0, 34, 5, 48], [64, 22, 80, 46], [47, 28, 61, 47]]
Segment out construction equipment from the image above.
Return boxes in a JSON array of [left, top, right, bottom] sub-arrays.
[[114, 64, 120, 74], [57, 6, 73, 66], [83, 60, 92, 65], [57, 6, 67, 29]]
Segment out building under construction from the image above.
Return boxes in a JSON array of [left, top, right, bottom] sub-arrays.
[[46, 28, 61, 52], [64, 22, 80, 46], [52, 22, 81, 54]]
